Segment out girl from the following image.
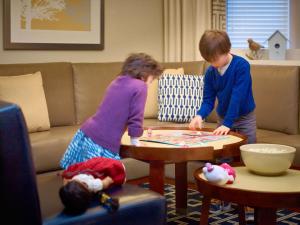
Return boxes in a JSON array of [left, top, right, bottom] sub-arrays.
[[60, 53, 162, 169]]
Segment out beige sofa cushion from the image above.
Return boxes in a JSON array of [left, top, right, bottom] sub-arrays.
[[72, 62, 123, 124], [0, 72, 50, 132], [162, 67, 184, 74], [30, 125, 79, 173], [144, 79, 159, 118], [0, 62, 75, 126], [161, 61, 206, 75], [251, 65, 299, 134], [121, 158, 149, 180]]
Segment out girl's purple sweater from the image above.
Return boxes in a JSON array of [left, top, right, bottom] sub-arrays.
[[81, 75, 147, 154]]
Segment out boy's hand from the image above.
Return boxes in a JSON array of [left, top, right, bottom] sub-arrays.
[[189, 115, 203, 130], [213, 125, 230, 135]]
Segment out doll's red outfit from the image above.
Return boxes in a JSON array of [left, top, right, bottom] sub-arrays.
[[62, 157, 126, 185]]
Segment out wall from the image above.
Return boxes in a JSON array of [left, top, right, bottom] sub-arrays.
[[0, 0, 298, 64], [0, 0, 164, 64], [290, 0, 300, 49]]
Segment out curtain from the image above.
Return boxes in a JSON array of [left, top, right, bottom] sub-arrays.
[[212, 0, 226, 31], [163, 0, 212, 62]]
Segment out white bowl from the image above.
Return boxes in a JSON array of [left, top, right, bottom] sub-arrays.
[[240, 144, 296, 176]]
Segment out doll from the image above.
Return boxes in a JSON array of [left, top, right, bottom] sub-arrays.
[[202, 162, 236, 185], [59, 157, 126, 214]]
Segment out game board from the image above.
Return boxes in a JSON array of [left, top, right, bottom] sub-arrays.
[[140, 130, 229, 147]]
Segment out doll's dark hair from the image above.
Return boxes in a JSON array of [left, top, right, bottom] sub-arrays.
[[59, 180, 93, 214], [121, 53, 163, 80]]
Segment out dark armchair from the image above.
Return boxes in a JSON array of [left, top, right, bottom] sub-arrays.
[[0, 101, 166, 225]]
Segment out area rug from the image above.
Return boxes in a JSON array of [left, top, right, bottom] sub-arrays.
[[140, 183, 300, 225]]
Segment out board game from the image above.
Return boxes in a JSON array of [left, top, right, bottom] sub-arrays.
[[139, 130, 229, 147]]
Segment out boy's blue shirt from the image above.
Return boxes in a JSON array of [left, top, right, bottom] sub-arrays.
[[197, 55, 256, 128]]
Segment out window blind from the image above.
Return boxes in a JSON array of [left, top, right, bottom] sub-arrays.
[[227, 0, 289, 48]]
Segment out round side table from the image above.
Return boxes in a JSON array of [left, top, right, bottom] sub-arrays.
[[194, 166, 300, 225], [121, 128, 246, 213]]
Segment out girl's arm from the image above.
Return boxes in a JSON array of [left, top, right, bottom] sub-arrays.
[[127, 84, 147, 138]]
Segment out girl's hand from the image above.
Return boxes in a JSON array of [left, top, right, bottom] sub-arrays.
[[213, 125, 230, 135], [189, 115, 203, 130], [130, 137, 141, 146]]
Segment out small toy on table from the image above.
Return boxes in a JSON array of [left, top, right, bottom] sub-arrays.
[[202, 162, 236, 185], [179, 141, 189, 148], [147, 128, 152, 137]]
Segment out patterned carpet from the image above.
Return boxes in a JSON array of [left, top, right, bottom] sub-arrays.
[[141, 183, 300, 225]]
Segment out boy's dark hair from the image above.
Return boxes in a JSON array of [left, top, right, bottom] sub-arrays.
[[59, 181, 93, 214], [121, 53, 163, 80], [199, 30, 231, 62]]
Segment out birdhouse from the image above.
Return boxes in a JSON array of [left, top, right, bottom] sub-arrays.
[[267, 30, 288, 60]]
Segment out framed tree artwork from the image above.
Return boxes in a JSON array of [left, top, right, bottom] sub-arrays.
[[3, 0, 104, 50]]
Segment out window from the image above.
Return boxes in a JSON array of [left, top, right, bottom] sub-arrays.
[[227, 0, 289, 48]]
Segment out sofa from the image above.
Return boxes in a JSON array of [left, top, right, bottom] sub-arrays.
[[0, 61, 299, 186], [0, 101, 166, 225]]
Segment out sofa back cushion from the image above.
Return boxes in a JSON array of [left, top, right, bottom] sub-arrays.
[[161, 61, 206, 75], [0, 72, 50, 132], [251, 65, 299, 134], [143, 61, 206, 119], [72, 62, 122, 124], [0, 62, 75, 126], [158, 74, 204, 123], [144, 67, 185, 119], [144, 79, 159, 119]]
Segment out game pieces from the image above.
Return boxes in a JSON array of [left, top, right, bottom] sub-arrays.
[[140, 130, 229, 147], [147, 128, 152, 137]]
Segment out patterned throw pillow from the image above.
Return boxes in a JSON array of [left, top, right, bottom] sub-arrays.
[[158, 74, 204, 123]]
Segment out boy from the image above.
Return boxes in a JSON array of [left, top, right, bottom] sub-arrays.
[[189, 30, 256, 217], [189, 30, 256, 143]]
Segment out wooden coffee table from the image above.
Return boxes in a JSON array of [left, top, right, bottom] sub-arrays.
[[120, 127, 246, 213], [194, 166, 300, 225]]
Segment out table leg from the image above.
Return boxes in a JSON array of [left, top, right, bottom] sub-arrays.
[[175, 162, 187, 214], [200, 195, 211, 225], [149, 160, 165, 195], [255, 207, 277, 225], [237, 205, 246, 225]]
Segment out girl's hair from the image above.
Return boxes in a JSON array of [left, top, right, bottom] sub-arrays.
[[59, 180, 93, 214], [199, 30, 231, 62], [121, 53, 163, 80]]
